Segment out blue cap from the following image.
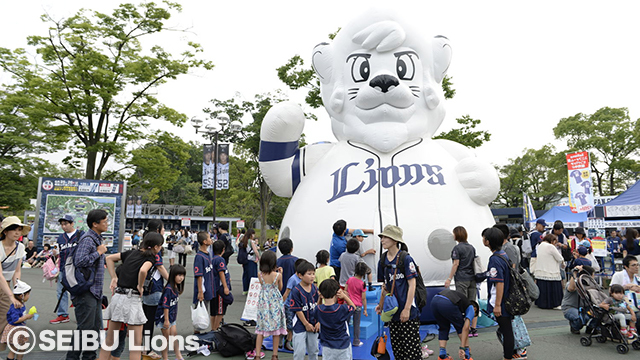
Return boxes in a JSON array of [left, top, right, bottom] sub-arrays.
[[353, 229, 368, 237], [58, 214, 74, 223], [536, 219, 547, 227], [578, 246, 588, 256]]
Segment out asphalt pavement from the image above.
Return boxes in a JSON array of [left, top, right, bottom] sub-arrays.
[[12, 254, 637, 359]]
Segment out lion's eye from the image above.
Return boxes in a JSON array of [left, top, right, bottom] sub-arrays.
[[349, 55, 370, 83], [396, 53, 416, 81]]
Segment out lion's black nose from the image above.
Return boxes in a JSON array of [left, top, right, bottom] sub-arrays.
[[369, 74, 399, 93]]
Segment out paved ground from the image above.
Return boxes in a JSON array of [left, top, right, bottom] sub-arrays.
[[11, 254, 639, 359]]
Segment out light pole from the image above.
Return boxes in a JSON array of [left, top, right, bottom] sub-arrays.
[[191, 114, 242, 229]]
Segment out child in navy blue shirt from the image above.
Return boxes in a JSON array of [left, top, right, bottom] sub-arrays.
[[282, 258, 306, 351], [211, 240, 231, 331], [313, 279, 354, 360], [483, 227, 513, 360], [277, 238, 298, 296], [193, 231, 215, 332], [2, 280, 34, 360], [290, 262, 320, 360], [156, 264, 186, 360]]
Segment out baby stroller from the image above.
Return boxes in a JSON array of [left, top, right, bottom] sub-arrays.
[[575, 272, 640, 354]]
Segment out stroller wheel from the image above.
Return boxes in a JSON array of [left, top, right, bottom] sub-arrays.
[[616, 344, 629, 354], [596, 335, 607, 343], [580, 337, 592, 346], [632, 340, 640, 350]]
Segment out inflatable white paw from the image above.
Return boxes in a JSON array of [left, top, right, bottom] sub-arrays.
[[259, 8, 499, 284]]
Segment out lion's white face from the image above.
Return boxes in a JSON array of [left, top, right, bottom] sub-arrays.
[[313, 10, 451, 153]]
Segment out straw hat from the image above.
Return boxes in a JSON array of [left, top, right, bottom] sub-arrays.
[[0, 216, 31, 236], [378, 225, 404, 243]]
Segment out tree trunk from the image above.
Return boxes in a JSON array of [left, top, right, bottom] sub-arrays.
[[85, 150, 97, 180]]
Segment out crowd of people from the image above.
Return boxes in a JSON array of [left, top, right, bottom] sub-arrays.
[[0, 210, 638, 360]]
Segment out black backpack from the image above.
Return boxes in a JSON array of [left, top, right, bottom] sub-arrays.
[[382, 250, 428, 310], [493, 254, 531, 316], [214, 323, 256, 357]]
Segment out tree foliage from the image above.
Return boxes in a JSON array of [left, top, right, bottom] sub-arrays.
[[433, 115, 490, 148], [554, 107, 640, 196], [0, 2, 213, 179], [495, 145, 566, 210]]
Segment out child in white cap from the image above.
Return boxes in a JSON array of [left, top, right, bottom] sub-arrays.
[[1, 280, 35, 360]]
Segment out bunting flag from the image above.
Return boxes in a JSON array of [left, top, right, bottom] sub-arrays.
[[566, 151, 594, 213], [523, 193, 536, 230]]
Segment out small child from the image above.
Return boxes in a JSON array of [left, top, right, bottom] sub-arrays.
[[313, 279, 355, 360], [352, 229, 374, 286], [253, 251, 287, 360], [155, 264, 186, 360], [193, 231, 216, 332], [572, 247, 592, 268], [314, 250, 336, 286], [277, 238, 298, 296], [211, 240, 231, 331], [345, 262, 369, 346], [338, 239, 366, 286], [290, 262, 320, 360], [600, 284, 637, 339], [282, 259, 307, 351], [1, 280, 34, 360]]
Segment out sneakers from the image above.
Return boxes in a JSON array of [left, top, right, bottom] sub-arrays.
[[437, 356, 453, 360], [468, 327, 478, 337], [513, 348, 527, 360], [246, 350, 265, 359], [353, 340, 364, 347], [50, 315, 70, 324], [621, 328, 635, 339], [630, 327, 638, 338], [518, 348, 527, 357], [284, 340, 294, 351]]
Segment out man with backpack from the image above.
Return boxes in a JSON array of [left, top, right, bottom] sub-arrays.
[[51, 214, 83, 325], [66, 209, 109, 360], [217, 222, 234, 264]]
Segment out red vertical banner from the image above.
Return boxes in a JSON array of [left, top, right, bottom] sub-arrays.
[[566, 151, 594, 213]]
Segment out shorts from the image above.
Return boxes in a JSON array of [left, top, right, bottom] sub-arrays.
[[321, 345, 352, 360], [156, 321, 177, 329], [167, 250, 176, 259], [455, 280, 477, 301], [211, 295, 227, 316], [285, 305, 294, 330], [103, 293, 147, 326]]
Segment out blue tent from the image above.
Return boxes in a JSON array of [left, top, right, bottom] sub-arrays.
[[536, 205, 588, 227], [595, 179, 640, 218]]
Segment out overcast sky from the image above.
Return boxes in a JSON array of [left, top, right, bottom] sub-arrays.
[[3, 0, 640, 171]]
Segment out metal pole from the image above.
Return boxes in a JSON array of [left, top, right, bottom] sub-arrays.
[[213, 131, 218, 229]]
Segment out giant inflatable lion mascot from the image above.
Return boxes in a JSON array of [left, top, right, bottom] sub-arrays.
[[259, 9, 500, 284]]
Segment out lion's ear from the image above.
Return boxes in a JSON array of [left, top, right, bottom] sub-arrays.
[[312, 42, 333, 84], [432, 35, 452, 84]]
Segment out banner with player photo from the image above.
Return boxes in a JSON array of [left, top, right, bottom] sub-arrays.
[[566, 151, 594, 213], [217, 143, 229, 190], [202, 144, 215, 189]]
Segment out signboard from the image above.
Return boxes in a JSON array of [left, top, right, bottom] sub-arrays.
[[237, 220, 245, 229], [35, 177, 124, 252], [566, 151, 594, 213], [590, 240, 607, 257], [217, 143, 230, 190], [240, 277, 261, 321], [181, 218, 191, 227]]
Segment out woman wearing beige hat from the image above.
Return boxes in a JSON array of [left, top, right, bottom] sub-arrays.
[[375, 224, 422, 360], [0, 216, 28, 350]]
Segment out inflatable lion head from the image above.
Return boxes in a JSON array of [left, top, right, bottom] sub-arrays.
[[312, 9, 452, 153]]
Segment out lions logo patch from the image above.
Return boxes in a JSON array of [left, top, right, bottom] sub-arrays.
[[489, 267, 498, 278], [409, 261, 417, 274]]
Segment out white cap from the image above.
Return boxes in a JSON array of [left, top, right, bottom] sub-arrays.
[[13, 280, 31, 295]]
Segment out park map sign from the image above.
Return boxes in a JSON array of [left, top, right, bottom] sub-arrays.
[[35, 177, 124, 252]]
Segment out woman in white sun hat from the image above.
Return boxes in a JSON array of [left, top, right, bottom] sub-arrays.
[[0, 216, 29, 351]]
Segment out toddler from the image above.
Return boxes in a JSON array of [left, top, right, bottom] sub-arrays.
[[600, 284, 637, 338]]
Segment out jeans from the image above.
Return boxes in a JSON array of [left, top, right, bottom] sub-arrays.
[[66, 291, 102, 360], [178, 253, 187, 267], [563, 307, 583, 330], [292, 331, 319, 360], [352, 306, 362, 342], [56, 279, 69, 316], [242, 261, 258, 292]]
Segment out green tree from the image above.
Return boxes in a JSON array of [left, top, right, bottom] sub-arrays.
[[495, 145, 566, 210], [553, 107, 640, 196], [433, 115, 490, 149], [0, 2, 213, 179]]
